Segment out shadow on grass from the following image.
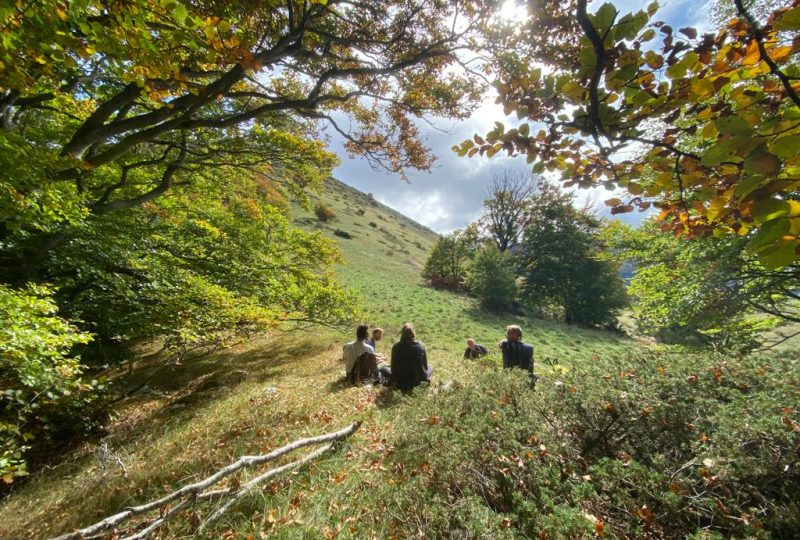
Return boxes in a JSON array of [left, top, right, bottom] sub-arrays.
[[104, 334, 334, 444], [326, 376, 354, 394]]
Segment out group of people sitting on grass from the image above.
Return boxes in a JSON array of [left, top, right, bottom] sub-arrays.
[[342, 323, 534, 390]]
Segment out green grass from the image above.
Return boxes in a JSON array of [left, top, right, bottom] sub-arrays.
[[0, 178, 646, 539]]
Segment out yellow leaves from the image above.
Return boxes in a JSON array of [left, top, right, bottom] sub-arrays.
[[560, 81, 584, 100], [690, 78, 714, 99], [645, 50, 663, 69], [706, 194, 730, 222], [768, 45, 792, 63], [741, 39, 761, 66]]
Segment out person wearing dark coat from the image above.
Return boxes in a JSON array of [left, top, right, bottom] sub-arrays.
[[463, 338, 488, 359], [499, 324, 534, 374], [391, 323, 433, 391]]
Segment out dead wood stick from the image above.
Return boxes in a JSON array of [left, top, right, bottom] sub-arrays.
[[50, 421, 361, 540], [201, 442, 333, 530]]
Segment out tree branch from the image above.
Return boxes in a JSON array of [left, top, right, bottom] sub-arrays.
[[50, 422, 361, 540], [734, 0, 800, 109]]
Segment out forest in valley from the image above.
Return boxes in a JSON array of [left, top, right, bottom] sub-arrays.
[[1, 0, 799, 538]]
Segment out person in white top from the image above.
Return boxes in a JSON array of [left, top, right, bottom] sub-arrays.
[[342, 324, 375, 375]]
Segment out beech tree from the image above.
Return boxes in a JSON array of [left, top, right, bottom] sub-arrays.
[[456, 0, 800, 269], [465, 244, 518, 309], [517, 183, 627, 326], [1, 0, 489, 243], [602, 219, 797, 350], [0, 0, 493, 476], [481, 169, 539, 252]]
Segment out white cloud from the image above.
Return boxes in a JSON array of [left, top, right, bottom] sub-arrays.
[[329, 0, 709, 232]]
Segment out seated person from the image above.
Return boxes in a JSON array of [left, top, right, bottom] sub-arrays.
[[343, 324, 377, 384], [367, 327, 383, 351], [463, 338, 488, 359], [391, 323, 433, 391], [499, 324, 534, 374], [366, 327, 391, 383]]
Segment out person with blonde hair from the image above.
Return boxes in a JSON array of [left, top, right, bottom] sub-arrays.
[[368, 327, 391, 383], [499, 324, 534, 374], [463, 338, 488, 359], [390, 323, 433, 391]]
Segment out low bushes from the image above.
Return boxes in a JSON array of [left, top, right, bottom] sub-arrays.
[[0, 285, 102, 483], [377, 350, 800, 538]]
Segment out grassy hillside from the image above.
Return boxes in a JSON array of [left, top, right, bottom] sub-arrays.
[[3, 178, 795, 539], [297, 178, 635, 362]]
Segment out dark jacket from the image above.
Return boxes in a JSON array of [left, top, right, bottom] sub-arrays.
[[463, 344, 488, 359], [500, 340, 534, 373], [391, 340, 429, 391]]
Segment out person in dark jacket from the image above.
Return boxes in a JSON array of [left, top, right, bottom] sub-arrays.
[[499, 324, 534, 374], [463, 338, 488, 359], [391, 323, 433, 391]]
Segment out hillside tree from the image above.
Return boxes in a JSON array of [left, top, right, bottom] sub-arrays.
[[0, 0, 493, 475], [422, 225, 482, 290], [481, 169, 539, 251], [517, 183, 627, 325], [602, 219, 796, 350], [465, 244, 518, 310]]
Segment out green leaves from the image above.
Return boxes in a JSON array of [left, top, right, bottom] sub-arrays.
[[472, 0, 800, 267], [0, 284, 94, 481], [591, 3, 618, 33], [171, 2, 188, 23], [774, 6, 800, 30]]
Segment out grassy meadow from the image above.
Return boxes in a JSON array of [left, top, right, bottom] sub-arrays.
[[1, 179, 797, 539]]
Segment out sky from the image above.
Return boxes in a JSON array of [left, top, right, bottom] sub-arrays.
[[326, 0, 713, 233]]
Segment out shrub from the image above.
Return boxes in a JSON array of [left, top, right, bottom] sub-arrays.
[[333, 229, 352, 239], [466, 245, 517, 310], [0, 285, 98, 482], [314, 202, 336, 222], [377, 351, 800, 538], [369, 221, 378, 228]]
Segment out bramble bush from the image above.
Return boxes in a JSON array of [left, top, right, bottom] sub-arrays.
[[377, 350, 800, 538]]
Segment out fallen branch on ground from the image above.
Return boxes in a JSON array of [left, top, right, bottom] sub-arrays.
[[50, 421, 361, 540]]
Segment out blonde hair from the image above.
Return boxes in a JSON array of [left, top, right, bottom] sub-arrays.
[[400, 323, 416, 342], [372, 327, 384, 337], [506, 324, 523, 338]]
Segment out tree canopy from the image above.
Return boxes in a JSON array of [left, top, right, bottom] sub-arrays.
[[481, 169, 539, 252], [517, 182, 627, 325], [456, 0, 800, 269], [0, 0, 493, 480]]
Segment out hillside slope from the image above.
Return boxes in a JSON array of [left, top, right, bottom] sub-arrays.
[[0, 177, 643, 539]]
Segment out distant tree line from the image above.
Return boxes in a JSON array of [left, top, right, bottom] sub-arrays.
[[423, 171, 628, 327]]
